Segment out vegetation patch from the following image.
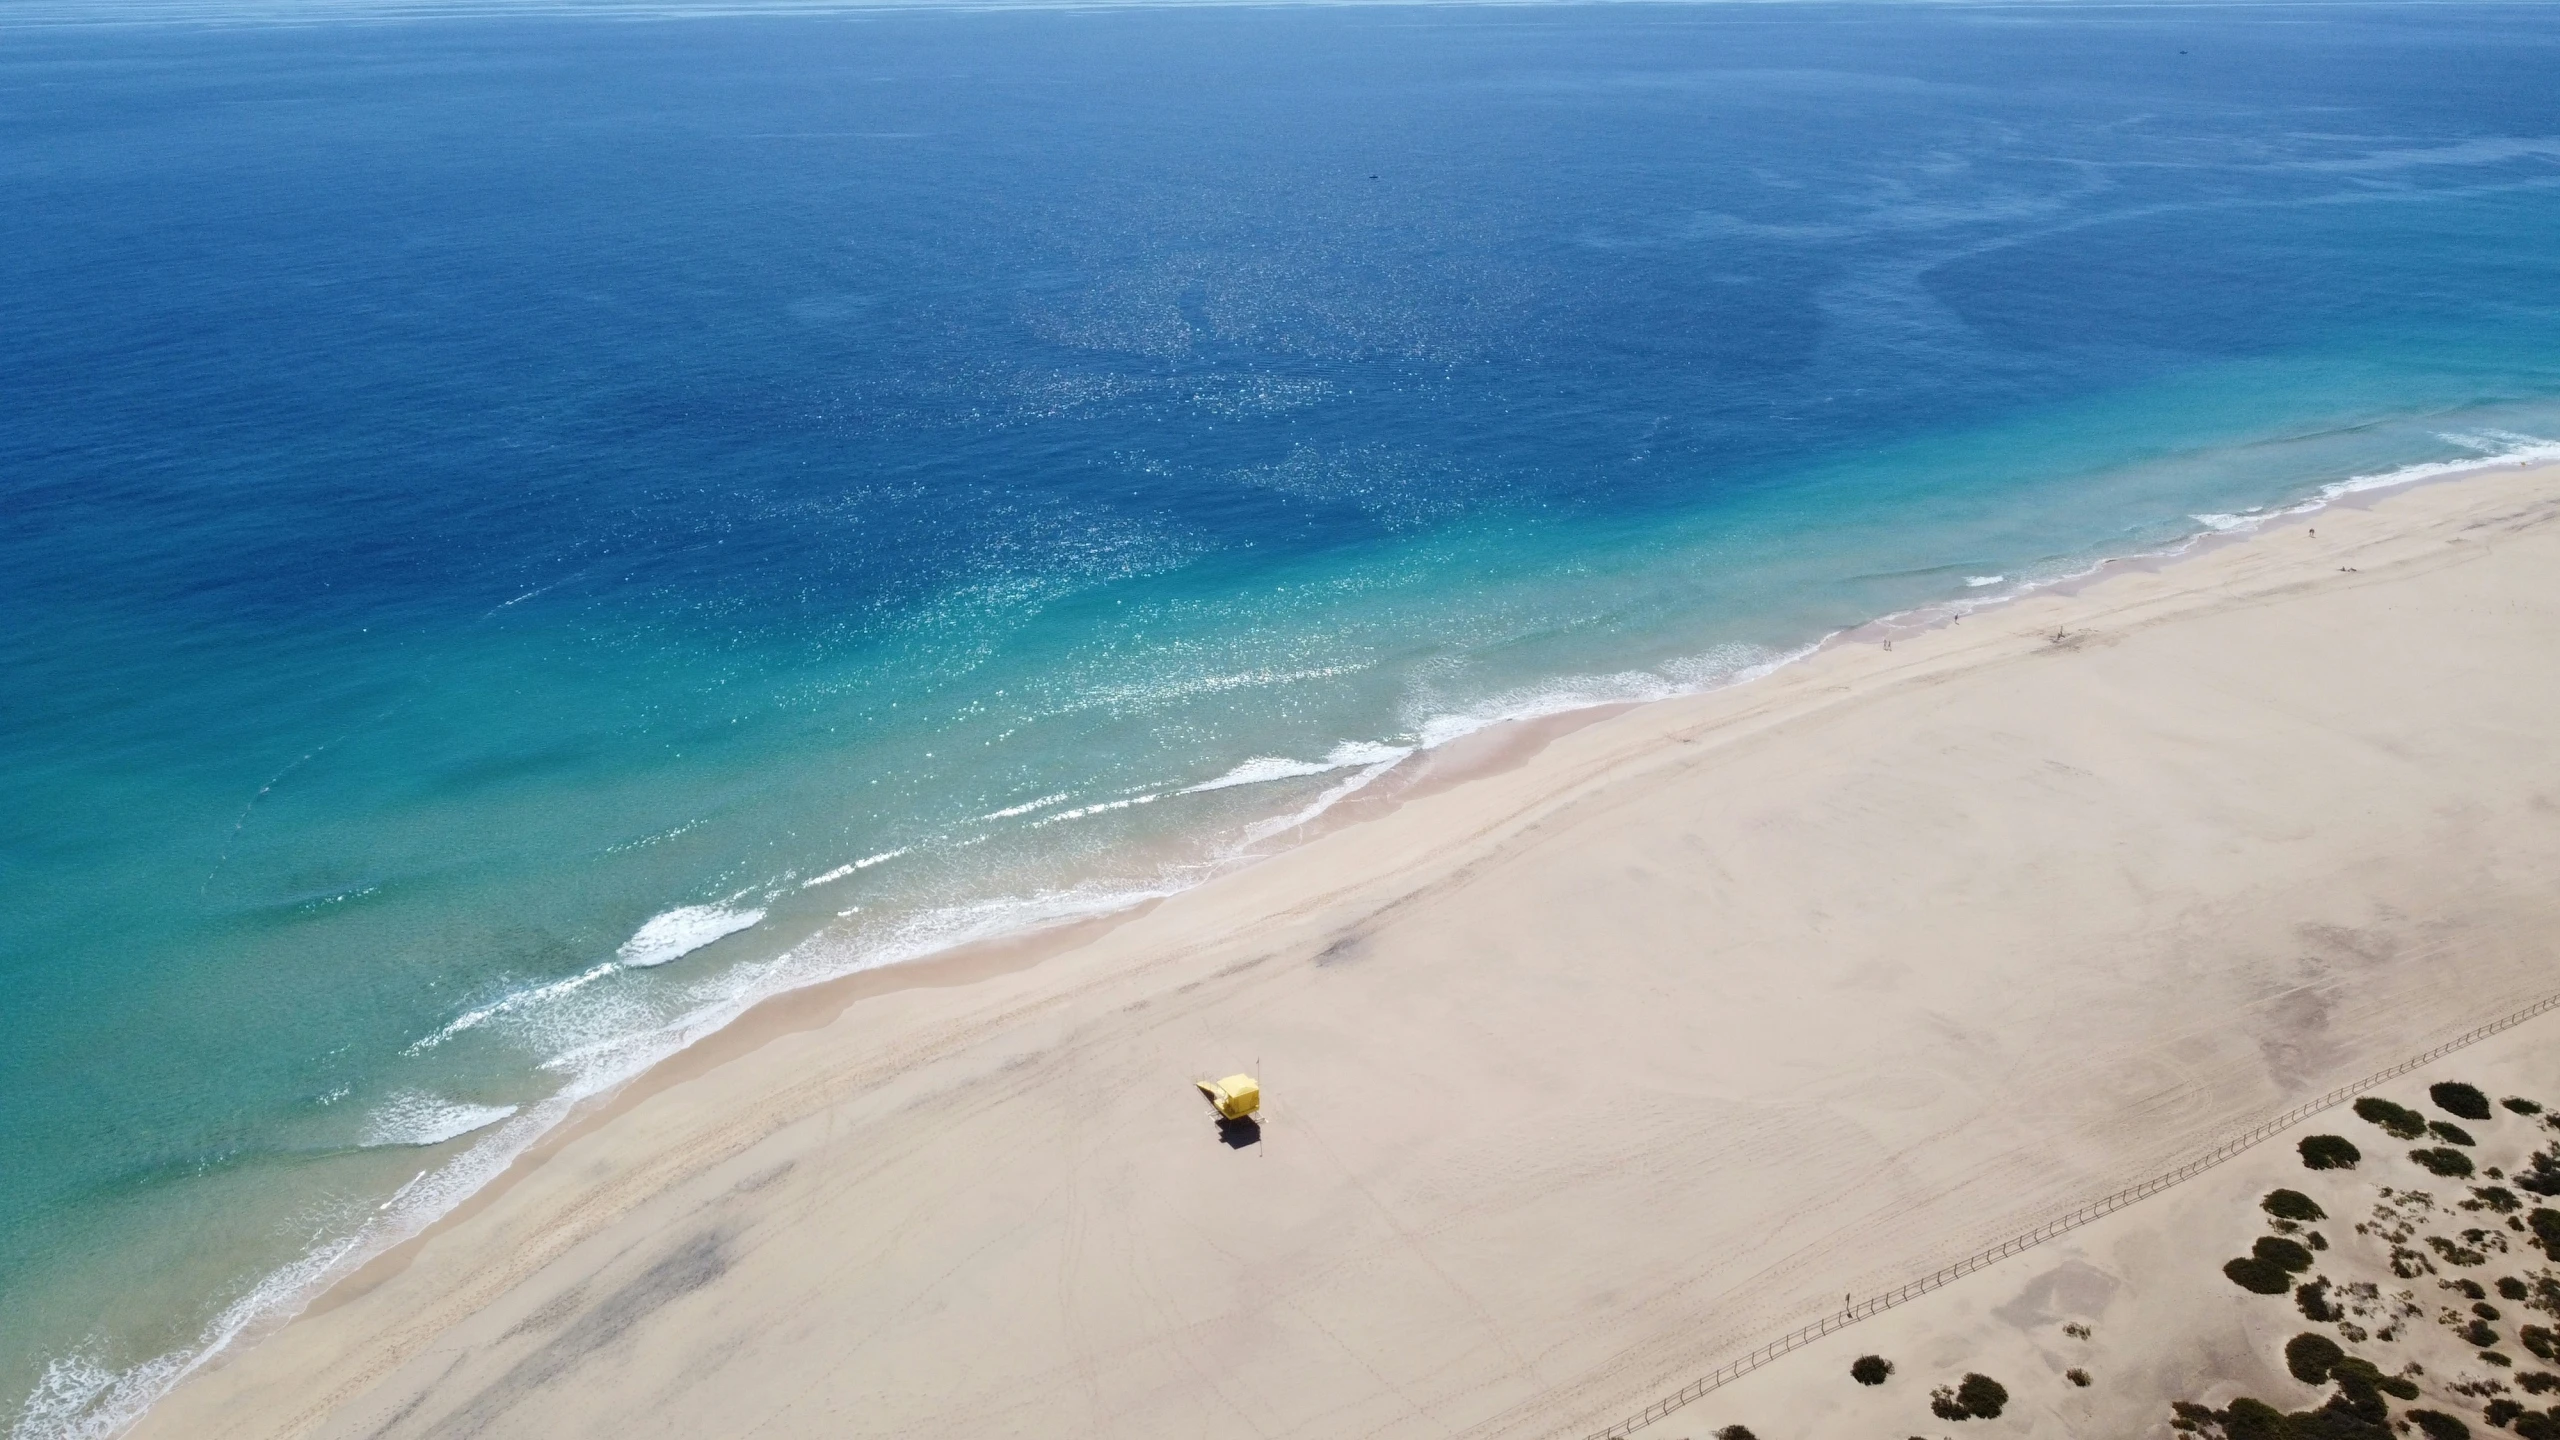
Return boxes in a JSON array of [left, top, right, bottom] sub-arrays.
[[2412, 1148, 2477, 1179], [2531, 1208, 2560, 1260], [2432, 1121, 2479, 1147], [1850, 1354, 1892, 1386], [1928, 1373, 2011, 1420], [2265, 1189, 2329, 1223], [2507, 1098, 2546, 1116], [2433, 1083, 2494, 1121], [2287, 1331, 2345, 1385], [2228, 1235, 2317, 1294], [2302, 1134, 2362, 1170], [2067, 1367, 2091, 1387], [2407, 1409, 2472, 1439], [2359, 1097, 2432, 1139]]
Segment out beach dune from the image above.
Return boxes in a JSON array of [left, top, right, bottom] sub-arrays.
[[137, 466, 2560, 1440]]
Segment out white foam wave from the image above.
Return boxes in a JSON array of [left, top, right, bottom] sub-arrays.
[[1027, 793, 1160, 828], [979, 793, 1069, 821], [408, 961, 617, 1052], [615, 904, 764, 968], [798, 848, 907, 889], [2314, 433, 2560, 501], [1410, 643, 1805, 752], [1183, 740, 1413, 794], [1962, 574, 2005, 587], [360, 1094, 521, 1148]]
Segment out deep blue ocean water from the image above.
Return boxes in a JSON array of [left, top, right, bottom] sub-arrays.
[[6, 2, 2560, 1431]]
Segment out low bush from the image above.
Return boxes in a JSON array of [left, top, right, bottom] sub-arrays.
[[2433, 1121, 2479, 1147], [2508, 1098, 2546, 1116], [2407, 1409, 2472, 1440], [2522, 1372, 2560, 1395], [2488, 1400, 2526, 1427], [2503, 1277, 2533, 1301], [2519, 1411, 2560, 1440], [2264, 1189, 2328, 1222], [1850, 1354, 1892, 1386], [1954, 1373, 2008, 1419], [2434, 1082, 2494, 1120], [2297, 1278, 2339, 1322], [2531, 1208, 2560, 1260], [2523, 1324, 2558, 1363], [2228, 1256, 2291, 1293], [2461, 1318, 2498, 1348], [2301, 1134, 2361, 1170], [2522, 1149, 2560, 1197], [2475, 1186, 2523, 1214], [2258, 1236, 2315, 1272], [1713, 1428, 1755, 1440], [2286, 1332, 2344, 1385], [2332, 1356, 2416, 1401], [2411, 1147, 2477, 1178], [2357, 1097, 2430, 1139], [2066, 1368, 2091, 1387]]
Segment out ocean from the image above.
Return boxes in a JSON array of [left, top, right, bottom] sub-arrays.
[[4, 2, 2559, 1432]]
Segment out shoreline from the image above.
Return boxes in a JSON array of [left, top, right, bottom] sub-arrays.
[[119, 451, 2560, 1440]]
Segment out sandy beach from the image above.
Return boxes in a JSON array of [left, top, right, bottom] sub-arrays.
[[132, 460, 2560, 1440]]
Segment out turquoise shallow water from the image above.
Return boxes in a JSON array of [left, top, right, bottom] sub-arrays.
[[5, 3, 2560, 1432]]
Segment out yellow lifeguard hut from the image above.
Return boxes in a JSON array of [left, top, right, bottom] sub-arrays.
[[1197, 1073, 1260, 1120]]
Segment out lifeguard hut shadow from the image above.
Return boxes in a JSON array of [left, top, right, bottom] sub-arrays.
[[1216, 1116, 1260, 1149]]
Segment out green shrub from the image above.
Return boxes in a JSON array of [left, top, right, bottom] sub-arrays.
[[2407, 1410, 2472, 1440], [1930, 1390, 1970, 1421], [2332, 1356, 2417, 1401], [2503, 1277, 2532, 1301], [2476, 1186, 2523, 1213], [2532, 1208, 2560, 1260], [2286, 1332, 2344, 1384], [2066, 1368, 2091, 1387], [2264, 1189, 2328, 1222], [2521, 1149, 2560, 1198], [2357, 1097, 2430, 1139], [2220, 1397, 2288, 1440], [2300, 1134, 2361, 1170], [2433, 1082, 2494, 1120], [2433, 1121, 2479, 1147], [2461, 1318, 2498, 1347], [2412, 1147, 2477, 1178], [2519, 1412, 2560, 1440], [2523, 1324, 2557, 1363], [2522, 1372, 2560, 1395], [1954, 1373, 2008, 1419], [2257, 1235, 2315, 1272], [1850, 1354, 1891, 1386], [2297, 1278, 2339, 1322], [2228, 1257, 2292, 1293], [2510, 1098, 2547, 1116], [2488, 1400, 2526, 1427], [1714, 1428, 1757, 1440]]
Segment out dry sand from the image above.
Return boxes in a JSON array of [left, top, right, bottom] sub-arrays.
[[134, 461, 2560, 1440]]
